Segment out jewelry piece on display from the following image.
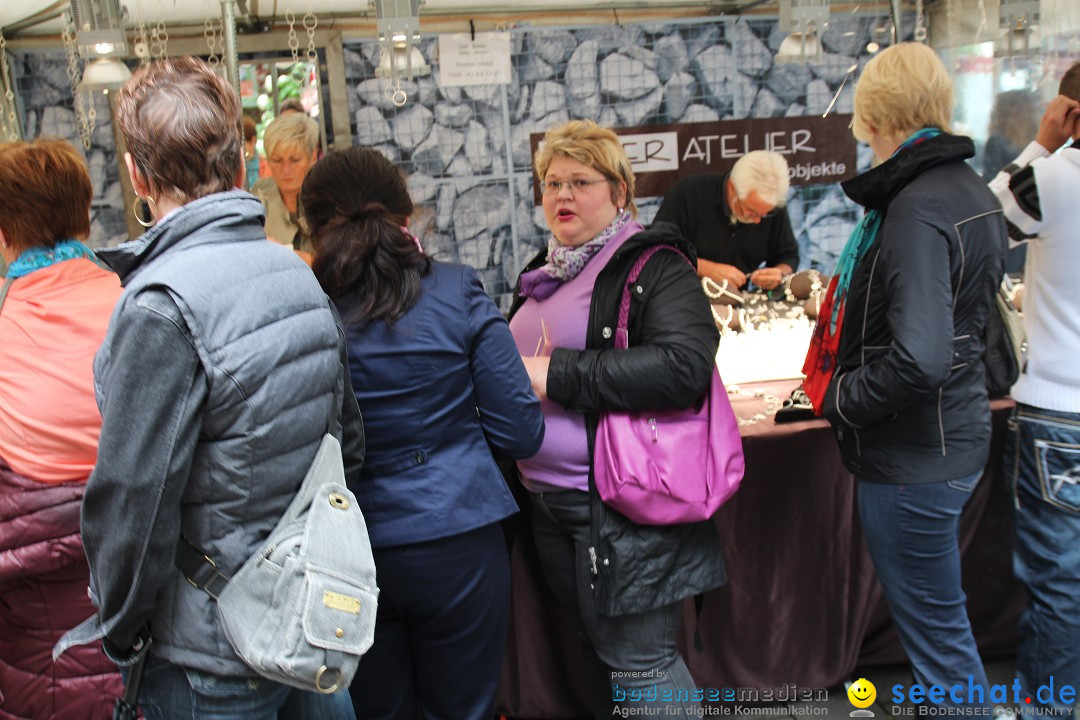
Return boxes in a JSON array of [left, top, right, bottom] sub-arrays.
[[702, 276, 744, 306], [804, 289, 825, 319], [133, 196, 155, 228], [726, 384, 784, 427], [784, 269, 824, 302], [711, 304, 744, 333]]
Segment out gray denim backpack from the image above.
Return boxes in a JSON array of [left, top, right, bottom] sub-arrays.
[[177, 431, 379, 694]]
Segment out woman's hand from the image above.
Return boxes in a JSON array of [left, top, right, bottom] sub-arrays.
[[521, 355, 550, 401]]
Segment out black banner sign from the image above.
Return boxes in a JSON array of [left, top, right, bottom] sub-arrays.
[[530, 114, 857, 203]]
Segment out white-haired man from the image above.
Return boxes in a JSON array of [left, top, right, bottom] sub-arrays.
[[653, 150, 799, 291]]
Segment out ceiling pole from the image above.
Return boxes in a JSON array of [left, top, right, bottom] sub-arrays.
[[220, 0, 240, 93], [890, 0, 902, 44]]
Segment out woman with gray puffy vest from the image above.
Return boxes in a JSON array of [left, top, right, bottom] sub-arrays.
[[61, 56, 365, 720]]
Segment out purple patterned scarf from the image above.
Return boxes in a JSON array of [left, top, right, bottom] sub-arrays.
[[519, 211, 632, 300]]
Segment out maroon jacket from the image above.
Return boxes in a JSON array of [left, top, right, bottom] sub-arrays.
[[0, 463, 123, 720]]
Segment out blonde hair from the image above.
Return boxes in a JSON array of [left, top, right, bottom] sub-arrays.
[[852, 42, 953, 144], [533, 119, 638, 217], [729, 151, 790, 208], [263, 113, 319, 159]]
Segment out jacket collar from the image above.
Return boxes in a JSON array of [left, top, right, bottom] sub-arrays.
[[842, 134, 975, 211], [98, 190, 267, 285], [714, 171, 734, 220]]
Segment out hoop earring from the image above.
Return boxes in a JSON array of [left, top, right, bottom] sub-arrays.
[[133, 196, 155, 229]]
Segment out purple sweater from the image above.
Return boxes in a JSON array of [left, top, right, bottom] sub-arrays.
[[510, 221, 641, 492]]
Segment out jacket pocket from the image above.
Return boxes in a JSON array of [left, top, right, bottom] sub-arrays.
[[361, 449, 428, 477], [1034, 439, 1080, 513]]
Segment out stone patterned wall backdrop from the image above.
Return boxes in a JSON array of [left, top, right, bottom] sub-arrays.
[[12, 52, 128, 249], [11, 13, 904, 306], [343, 14, 895, 308]]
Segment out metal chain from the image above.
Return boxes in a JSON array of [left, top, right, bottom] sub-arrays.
[[61, 13, 94, 150], [384, 73, 407, 107], [0, 30, 19, 140], [150, 20, 168, 60], [974, 0, 989, 44], [287, 11, 300, 64], [946, 0, 960, 50], [914, 0, 928, 42], [133, 0, 150, 65], [304, 11, 318, 65], [134, 17, 150, 64], [205, 18, 219, 66]]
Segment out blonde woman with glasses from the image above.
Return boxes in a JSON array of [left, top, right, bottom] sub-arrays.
[[506, 120, 725, 719]]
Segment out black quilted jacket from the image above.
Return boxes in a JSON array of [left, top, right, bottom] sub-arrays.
[[508, 220, 726, 616]]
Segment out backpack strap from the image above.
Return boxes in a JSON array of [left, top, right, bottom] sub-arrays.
[[0, 277, 14, 318], [613, 245, 694, 350], [176, 300, 345, 597]]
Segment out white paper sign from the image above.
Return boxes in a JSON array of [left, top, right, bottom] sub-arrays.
[[438, 32, 512, 87]]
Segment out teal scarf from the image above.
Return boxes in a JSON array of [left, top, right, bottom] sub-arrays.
[[827, 128, 943, 330], [5, 238, 102, 279]]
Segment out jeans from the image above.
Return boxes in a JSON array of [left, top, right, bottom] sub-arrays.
[[529, 490, 699, 720], [1004, 404, 1080, 714], [129, 656, 355, 720], [857, 474, 990, 706]]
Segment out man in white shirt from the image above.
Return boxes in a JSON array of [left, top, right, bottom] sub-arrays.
[[989, 63, 1080, 715]]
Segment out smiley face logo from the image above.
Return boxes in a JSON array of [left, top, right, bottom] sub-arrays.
[[848, 678, 877, 709]]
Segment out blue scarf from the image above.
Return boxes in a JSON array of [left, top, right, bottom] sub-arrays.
[[5, 238, 102, 279]]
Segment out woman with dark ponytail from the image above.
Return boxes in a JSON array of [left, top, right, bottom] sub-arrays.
[[302, 147, 544, 720]]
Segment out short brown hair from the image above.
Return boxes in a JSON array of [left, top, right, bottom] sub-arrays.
[[0, 139, 92, 252], [1059, 62, 1080, 102], [242, 116, 257, 142], [114, 56, 242, 204], [533, 120, 638, 217]]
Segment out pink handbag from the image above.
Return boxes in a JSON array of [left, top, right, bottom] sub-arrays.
[[593, 245, 745, 525]]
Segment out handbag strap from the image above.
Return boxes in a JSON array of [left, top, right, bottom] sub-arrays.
[[614, 245, 694, 350], [112, 635, 152, 720], [0, 277, 13, 318]]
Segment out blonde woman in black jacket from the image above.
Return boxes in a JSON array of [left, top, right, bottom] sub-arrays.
[[806, 43, 1005, 703], [507, 120, 724, 719]]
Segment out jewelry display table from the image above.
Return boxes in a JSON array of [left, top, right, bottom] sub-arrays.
[[497, 384, 1022, 717]]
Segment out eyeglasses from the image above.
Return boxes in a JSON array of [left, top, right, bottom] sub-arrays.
[[539, 178, 609, 196], [731, 194, 776, 221]]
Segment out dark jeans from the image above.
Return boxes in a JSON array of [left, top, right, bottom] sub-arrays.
[[529, 490, 699, 720], [130, 655, 355, 719], [349, 523, 510, 720], [857, 474, 990, 706], [1004, 404, 1080, 713]]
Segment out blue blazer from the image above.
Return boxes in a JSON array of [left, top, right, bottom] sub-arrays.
[[341, 261, 544, 548]]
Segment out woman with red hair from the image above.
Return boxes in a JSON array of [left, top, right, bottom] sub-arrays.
[[0, 138, 124, 719]]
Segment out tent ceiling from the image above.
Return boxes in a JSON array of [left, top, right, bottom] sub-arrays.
[[2, 0, 786, 36]]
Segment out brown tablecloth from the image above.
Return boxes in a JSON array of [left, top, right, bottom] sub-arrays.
[[496, 381, 1024, 718]]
